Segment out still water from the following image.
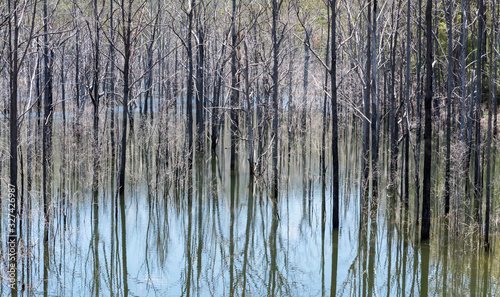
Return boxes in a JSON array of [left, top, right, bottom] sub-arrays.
[[1, 140, 500, 296]]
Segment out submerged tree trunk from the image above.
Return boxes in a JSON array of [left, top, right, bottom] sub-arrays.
[[118, 0, 133, 195], [444, 0, 453, 215], [474, 0, 484, 225], [230, 0, 239, 172], [244, 41, 255, 176], [331, 0, 339, 229], [321, 9, 331, 213], [8, 0, 21, 291], [362, 0, 371, 192], [92, 0, 100, 198], [272, 0, 280, 200], [196, 16, 205, 153], [421, 0, 433, 241], [42, 0, 54, 222], [302, 29, 310, 157], [404, 0, 411, 207], [414, 0, 423, 224], [371, 0, 379, 201], [109, 0, 116, 172], [186, 0, 195, 168]]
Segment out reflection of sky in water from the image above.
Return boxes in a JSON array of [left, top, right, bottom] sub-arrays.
[[2, 157, 500, 296]]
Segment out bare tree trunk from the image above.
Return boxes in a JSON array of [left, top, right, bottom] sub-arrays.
[[444, 0, 453, 215], [371, 0, 379, 201], [109, 0, 116, 172], [473, 0, 484, 225], [244, 40, 255, 176], [485, 28, 493, 251], [211, 39, 225, 152], [230, 0, 239, 172], [464, 0, 474, 206], [92, 0, 100, 198], [145, 3, 158, 123], [331, 0, 339, 228], [272, 0, 280, 200], [42, 0, 54, 222], [196, 13, 205, 153], [494, 1, 498, 139], [118, 0, 133, 195], [389, 0, 402, 186], [186, 0, 195, 168], [404, 0, 411, 207], [8, 1, 20, 291], [321, 8, 331, 217], [422, 0, 433, 241], [302, 29, 310, 157], [362, 0, 371, 191]]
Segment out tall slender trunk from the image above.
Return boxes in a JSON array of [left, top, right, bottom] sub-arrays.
[[444, 0, 453, 215], [363, 0, 372, 191], [42, 0, 54, 222], [371, 0, 379, 201], [484, 28, 493, 251], [404, 0, 411, 207], [414, 0, 423, 224], [484, 0, 495, 250], [109, 0, 116, 171], [230, 0, 239, 172], [118, 0, 133, 195], [331, 0, 339, 228], [321, 9, 331, 216], [494, 1, 498, 139], [196, 16, 204, 153], [473, 0, 484, 225], [244, 41, 255, 176], [186, 0, 195, 168], [211, 40, 225, 152], [421, 0, 433, 241], [389, 0, 402, 185], [302, 29, 310, 156], [272, 0, 280, 200], [145, 3, 158, 123], [8, 0, 20, 291], [92, 0, 100, 198]]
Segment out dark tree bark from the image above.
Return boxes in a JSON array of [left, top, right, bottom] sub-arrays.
[[244, 40, 255, 176], [42, 0, 54, 222], [145, 6, 158, 123], [92, 0, 100, 198], [331, 0, 339, 228], [302, 29, 310, 155], [362, 0, 371, 191], [484, 0, 495, 250], [421, 0, 433, 241], [272, 0, 280, 200], [196, 12, 205, 153], [484, 43, 492, 251], [389, 0, 402, 186], [230, 0, 239, 172], [414, 0, 423, 224], [118, 0, 134, 195], [109, 0, 116, 170], [444, 0, 453, 215], [186, 0, 195, 168], [404, 0, 411, 207], [473, 0, 484, 225], [7, 0, 21, 292], [211, 37, 226, 152], [371, 0, 379, 201], [321, 9, 331, 217]]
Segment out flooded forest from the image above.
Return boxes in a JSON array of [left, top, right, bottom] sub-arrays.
[[1, 0, 500, 295]]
